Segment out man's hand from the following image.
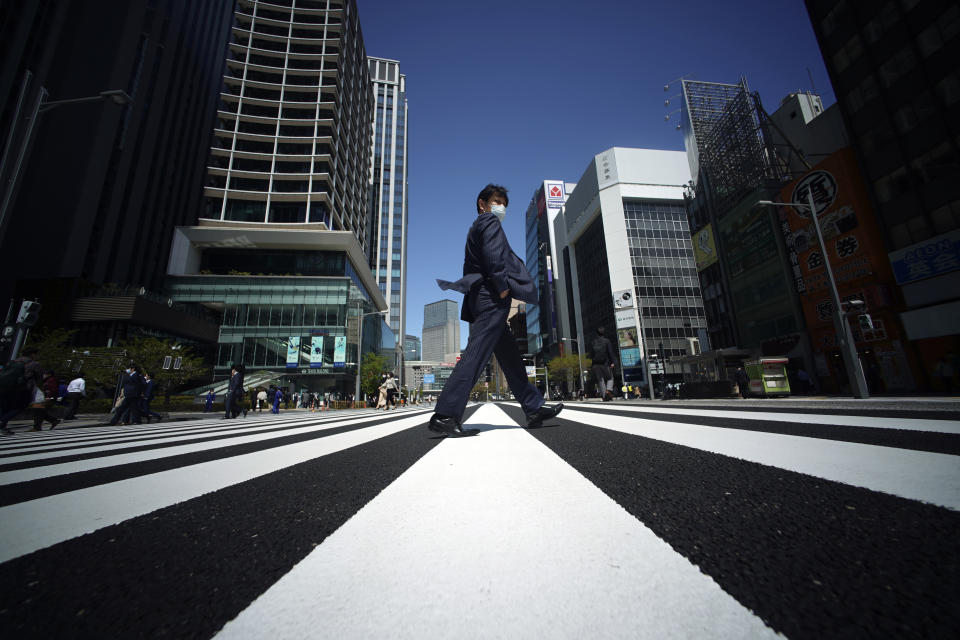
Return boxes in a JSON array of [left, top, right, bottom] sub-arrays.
[[499, 290, 509, 299]]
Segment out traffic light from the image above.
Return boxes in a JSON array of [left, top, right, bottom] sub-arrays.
[[858, 314, 874, 331], [16, 300, 41, 327]]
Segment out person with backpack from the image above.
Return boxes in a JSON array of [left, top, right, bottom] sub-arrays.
[[590, 327, 617, 401], [0, 347, 44, 435]]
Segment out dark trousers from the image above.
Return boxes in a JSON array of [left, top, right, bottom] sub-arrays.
[[592, 364, 613, 395], [110, 396, 141, 425], [435, 290, 542, 420], [224, 393, 236, 418], [140, 398, 162, 420], [63, 392, 83, 419], [1, 389, 31, 427]]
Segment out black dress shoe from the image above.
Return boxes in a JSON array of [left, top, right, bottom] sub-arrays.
[[525, 402, 564, 428], [428, 413, 464, 436]]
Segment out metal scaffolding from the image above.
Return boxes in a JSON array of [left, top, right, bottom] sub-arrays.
[[681, 78, 792, 215]]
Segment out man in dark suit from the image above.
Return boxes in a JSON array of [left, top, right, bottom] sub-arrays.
[[431, 183, 563, 436], [108, 363, 144, 425], [224, 364, 244, 419]]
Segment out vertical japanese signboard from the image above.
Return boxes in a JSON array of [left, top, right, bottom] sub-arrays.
[[333, 336, 346, 368], [286, 337, 300, 368], [309, 336, 324, 368]]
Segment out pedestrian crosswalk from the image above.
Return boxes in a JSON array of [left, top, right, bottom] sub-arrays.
[[0, 402, 958, 638]]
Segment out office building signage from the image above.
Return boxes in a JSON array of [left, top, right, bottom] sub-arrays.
[[887, 229, 960, 285]]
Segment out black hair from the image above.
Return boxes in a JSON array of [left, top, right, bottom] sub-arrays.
[[596, 327, 605, 336], [476, 183, 509, 213]]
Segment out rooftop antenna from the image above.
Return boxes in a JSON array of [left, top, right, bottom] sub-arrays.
[[807, 67, 817, 95]]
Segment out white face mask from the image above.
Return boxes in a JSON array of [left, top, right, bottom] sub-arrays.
[[489, 204, 506, 222]]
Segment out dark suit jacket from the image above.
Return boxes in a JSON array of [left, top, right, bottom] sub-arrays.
[[437, 213, 537, 322]]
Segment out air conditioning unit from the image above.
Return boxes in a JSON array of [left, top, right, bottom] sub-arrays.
[[686, 337, 701, 355]]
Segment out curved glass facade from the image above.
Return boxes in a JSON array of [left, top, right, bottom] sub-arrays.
[[204, 0, 371, 250]]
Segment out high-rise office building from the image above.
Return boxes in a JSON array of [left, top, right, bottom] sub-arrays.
[[0, 0, 234, 347], [804, 0, 960, 385], [367, 57, 408, 346], [524, 180, 575, 362], [165, 0, 392, 393], [422, 300, 459, 362], [201, 0, 370, 242], [403, 334, 420, 362]]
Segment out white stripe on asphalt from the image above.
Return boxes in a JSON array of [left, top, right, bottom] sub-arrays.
[[559, 402, 960, 434], [0, 409, 433, 485], [0, 410, 428, 470], [0, 412, 430, 564], [215, 404, 779, 640], [0, 408, 413, 452], [560, 407, 960, 511]]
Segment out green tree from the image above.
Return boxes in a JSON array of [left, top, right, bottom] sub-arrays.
[[546, 353, 592, 391], [117, 337, 209, 405], [360, 352, 389, 397]]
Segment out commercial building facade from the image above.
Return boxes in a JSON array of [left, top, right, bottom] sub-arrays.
[[804, 0, 960, 388], [524, 180, 575, 363], [560, 148, 706, 394]]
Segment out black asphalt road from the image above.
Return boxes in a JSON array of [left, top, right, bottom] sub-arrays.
[[0, 402, 956, 638]]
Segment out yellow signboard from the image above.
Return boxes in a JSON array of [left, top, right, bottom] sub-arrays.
[[692, 223, 718, 271]]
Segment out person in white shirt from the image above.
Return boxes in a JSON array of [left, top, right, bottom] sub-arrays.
[[63, 372, 86, 420]]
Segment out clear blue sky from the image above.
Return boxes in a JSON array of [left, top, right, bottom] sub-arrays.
[[356, 0, 835, 348]]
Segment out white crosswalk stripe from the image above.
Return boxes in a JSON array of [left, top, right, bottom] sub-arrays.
[[1, 402, 956, 638]]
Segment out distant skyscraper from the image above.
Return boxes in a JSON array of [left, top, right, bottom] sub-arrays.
[[422, 300, 459, 362], [367, 57, 408, 345], [404, 334, 421, 362]]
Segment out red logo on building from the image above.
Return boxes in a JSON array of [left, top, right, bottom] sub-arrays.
[[549, 185, 562, 198]]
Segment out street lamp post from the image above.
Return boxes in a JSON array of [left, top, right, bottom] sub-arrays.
[[354, 305, 388, 407], [0, 71, 131, 242], [560, 337, 585, 395], [757, 196, 870, 398]]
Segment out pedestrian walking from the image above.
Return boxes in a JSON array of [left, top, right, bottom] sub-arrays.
[[271, 386, 281, 414], [204, 389, 215, 412], [108, 364, 144, 425], [1, 347, 44, 434], [735, 366, 751, 399], [32, 369, 61, 430], [383, 372, 398, 410], [432, 183, 562, 435], [63, 371, 86, 420], [257, 388, 267, 412], [140, 372, 163, 423], [223, 364, 243, 419], [590, 327, 617, 401]]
